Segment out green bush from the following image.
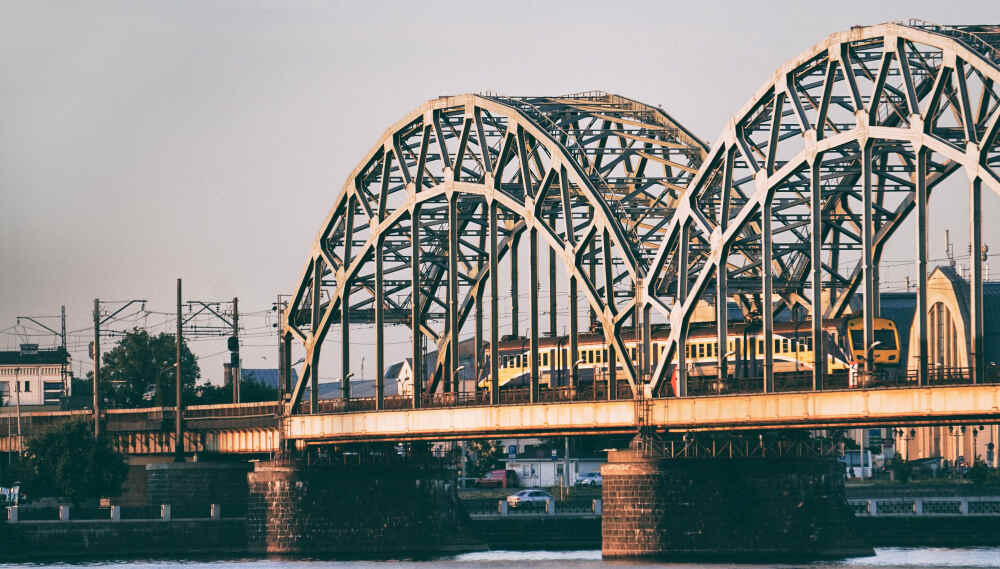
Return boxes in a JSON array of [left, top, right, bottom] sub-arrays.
[[889, 456, 913, 483], [24, 419, 128, 504]]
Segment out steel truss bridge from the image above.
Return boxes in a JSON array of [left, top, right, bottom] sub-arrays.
[[281, 22, 1000, 422]]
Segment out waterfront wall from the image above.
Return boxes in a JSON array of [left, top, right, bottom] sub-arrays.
[[0, 519, 245, 560], [247, 461, 482, 555]]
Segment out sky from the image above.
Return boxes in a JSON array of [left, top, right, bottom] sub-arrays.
[[2, 1, 998, 385]]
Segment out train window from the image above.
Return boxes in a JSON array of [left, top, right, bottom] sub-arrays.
[[874, 329, 897, 350], [542, 353, 548, 367], [697, 344, 704, 358], [588, 350, 594, 364], [775, 339, 781, 353], [711, 342, 717, 356]]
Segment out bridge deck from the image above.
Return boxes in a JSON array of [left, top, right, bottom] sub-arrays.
[[288, 384, 1000, 444]]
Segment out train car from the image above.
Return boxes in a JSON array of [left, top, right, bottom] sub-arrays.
[[478, 320, 853, 391], [844, 317, 901, 366]]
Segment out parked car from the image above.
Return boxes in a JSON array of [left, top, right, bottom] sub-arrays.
[[506, 489, 552, 509], [475, 469, 518, 488], [576, 471, 602, 486]]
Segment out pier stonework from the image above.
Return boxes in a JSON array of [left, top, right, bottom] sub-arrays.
[[146, 462, 251, 517], [601, 450, 872, 560], [246, 461, 482, 555]]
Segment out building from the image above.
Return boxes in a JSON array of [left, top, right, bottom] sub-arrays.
[[502, 456, 605, 488], [389, 337, 480, 396], [902, 266, 1000, 468], [0, 344, 71, 407]]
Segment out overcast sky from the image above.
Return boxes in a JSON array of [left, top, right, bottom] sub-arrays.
[[2, 1, 998, 384]]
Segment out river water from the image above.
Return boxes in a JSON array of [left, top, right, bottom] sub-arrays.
[[1, 549, 997, 568]]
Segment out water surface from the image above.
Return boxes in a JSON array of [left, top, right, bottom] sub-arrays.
[[2, 548, 997, 568]]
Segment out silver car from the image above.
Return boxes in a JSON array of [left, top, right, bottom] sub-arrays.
[[506, 489, 552, 509], [576, 471, 602, 486]]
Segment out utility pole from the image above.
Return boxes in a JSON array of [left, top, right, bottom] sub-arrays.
[[14, 371, 22, 457], [232, 297, 240, 404], [92, 299, 101, 438], [90, 298, 146, 438], [16, 307, 70, 399], [60, 305, 68, 396], [275, 296, 287, 402], [175, 278, 184, 462]]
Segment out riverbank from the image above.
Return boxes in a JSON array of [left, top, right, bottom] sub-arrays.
[[0, 519, 246, 561]]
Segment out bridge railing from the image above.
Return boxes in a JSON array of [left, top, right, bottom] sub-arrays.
[[849, 497, 1000, 516]]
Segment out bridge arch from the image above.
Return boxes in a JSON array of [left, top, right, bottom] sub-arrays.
[[646, 22, 1000, 396], [283, 93, 707, 411]]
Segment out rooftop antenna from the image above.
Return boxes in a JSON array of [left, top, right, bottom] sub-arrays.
[[946, 229, 956, 268]]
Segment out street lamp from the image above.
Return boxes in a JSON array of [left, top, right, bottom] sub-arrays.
[[454, 366, 466, 401]]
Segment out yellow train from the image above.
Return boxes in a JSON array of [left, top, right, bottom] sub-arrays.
[[845, 316, 901, 366], [479, 316, 902, 390]]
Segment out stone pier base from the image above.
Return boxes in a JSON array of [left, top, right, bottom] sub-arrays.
[[601, 450, 872, 561], [247, 461, 482, 556]]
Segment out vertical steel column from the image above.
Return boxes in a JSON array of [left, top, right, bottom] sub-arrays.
[[916, 148, 929, 386], [529, 228, 540, 403], [475, 293, 482, 390], [862, 142, 875, 374], [676, 222, 690, 397], [375, 233, 385, 410], [588, 240, 597, 330], [282, 332, 292, 396], [810, 159, 825, 390], [569, 275, 579, 389], [448, 194, 460, 395], [762, 193, 775, 393], [970, 177, 984, 383], [716, 259, 728, 389], [717, 148, 733, 390], [411, 208, 422, 409], [341, 283, 350, 402], [489, 201, 500, 405], [549, 220, 558, 338], [510, 231, 520, 337], [607, 346, 616, 401], [310, 259, 323, 413], [641, 303, 651, 384], [602, 229, 616, 400]]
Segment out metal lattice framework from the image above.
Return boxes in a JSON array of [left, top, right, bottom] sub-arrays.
[[282, 93, 706, 411], [646, 22, 1000, 396], [283, 21, 1000, 412]]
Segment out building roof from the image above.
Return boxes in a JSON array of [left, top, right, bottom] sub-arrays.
[[0, 347, 70, 366], [303, 379, 399, 399], [240, 368, 298, 389]]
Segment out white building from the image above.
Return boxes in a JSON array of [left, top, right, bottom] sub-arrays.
[[0, 344, 71, 407], [502, 457, 605, 488]]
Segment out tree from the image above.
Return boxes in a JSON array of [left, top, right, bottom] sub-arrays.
[[95, 328, 200, 408], [24, 419, 128, 504], [464, 440, 503, 476], [240, 371, 279, 402]]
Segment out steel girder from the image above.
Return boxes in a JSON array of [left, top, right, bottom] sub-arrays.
[[646, 22, 1000, 397], [283, 93, 707, 413]]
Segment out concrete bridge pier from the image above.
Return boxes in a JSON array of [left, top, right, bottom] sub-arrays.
[[601, 448, 873, 561], [246, 459, 483, 556]]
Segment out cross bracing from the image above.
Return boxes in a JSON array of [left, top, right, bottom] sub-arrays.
[[283, 22, 1000, 413]]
